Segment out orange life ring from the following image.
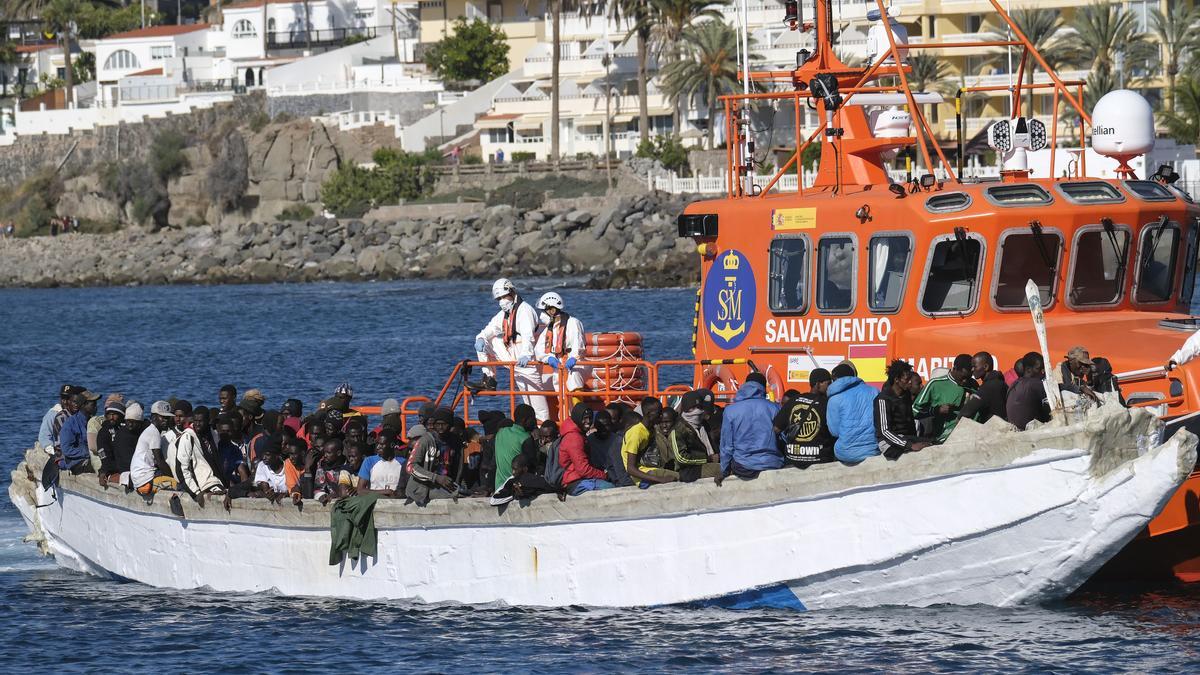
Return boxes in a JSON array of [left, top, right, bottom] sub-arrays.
[[589, 365, 645, 379], [700, 365, 739, 395], [764, 364, 786, 403], [584, 344, 645, 359], [583, 379, 643, 389], [586, 332, 643, 347]]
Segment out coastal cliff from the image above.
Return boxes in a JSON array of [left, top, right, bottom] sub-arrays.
[[0, 192, 700, 289]]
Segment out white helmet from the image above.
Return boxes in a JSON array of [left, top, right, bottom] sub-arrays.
[[538, 292, 564, 310], [491, 278, 515, 299]]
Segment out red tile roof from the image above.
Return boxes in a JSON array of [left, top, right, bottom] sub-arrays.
[[127, 68, 165, 77], [105, 23, 209, 40], [222, 0, 296, 10], [14, 43, 58, 53], [479, 113, 521, 120]]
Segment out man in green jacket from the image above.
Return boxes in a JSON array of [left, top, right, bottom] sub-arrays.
[[913, 354, 978, 443], [494, 404, 539, 491]]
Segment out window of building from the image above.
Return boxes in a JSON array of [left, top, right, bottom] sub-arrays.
[[1068, 225, 1129, 306], [817, 236, 855, 313], [868, 234, 912, 313], [920, 234, 983, 315], [488, 0, 504, 22], [103, 49, 140, 70], [768, 236, 809, 313], [267, 18, 277, 32], [150, 45, 172, 60], [968, 14, 983, 33], [994, 229, 1063, 308], [1135, 220, 1181, 303], [232, 19, 257, 39]]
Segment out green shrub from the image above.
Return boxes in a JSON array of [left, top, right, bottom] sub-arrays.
[[248, 110, 271, 133], [0, 171, 62, 235], [150, 130, 190, 183], [462, 153, 483, 165], [484, 175, 606, 210], [278, 204, 315, 221], [636, 134, 690, 174], [511, 151, 536, 163], [424, 17, 510, 84], [320, 148, 440, 216]]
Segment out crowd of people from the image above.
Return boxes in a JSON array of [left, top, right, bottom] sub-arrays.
[[35, 342, 1123, 509]]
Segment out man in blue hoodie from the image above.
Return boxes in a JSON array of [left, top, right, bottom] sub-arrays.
[[716, 373, 783, 483], [826, 363, 880, 464]]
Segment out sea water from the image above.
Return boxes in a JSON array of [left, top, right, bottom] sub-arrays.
[[0, 280, 1197, 672]]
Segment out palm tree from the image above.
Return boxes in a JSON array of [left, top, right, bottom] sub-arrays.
[[907, 52, 951, 123], [12, 0, 84, 107], [0, 41, 18, 98], [1009, 7, 1072, 118], [1060, 1, 1151, 79], [640, 0, 726, 130], [1148, 6, 1200, 113], [1162, 75, 1200, 146], [660, 20, 744, 149], [608, 0, 652, 144]]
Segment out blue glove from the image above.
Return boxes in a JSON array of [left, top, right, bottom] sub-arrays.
[[474, 337, 486, 353], [546, 356, 561, 369], [516, 355, 531, 367], [565, 357, 577, 370]]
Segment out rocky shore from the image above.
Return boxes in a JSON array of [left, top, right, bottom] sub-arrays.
[[0, 192, 700, 289]]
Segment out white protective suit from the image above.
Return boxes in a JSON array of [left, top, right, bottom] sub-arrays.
[[476, 296, 550, 420], [534, 312, 588, 393], [1170, 329, 1200, 368], [167, 427, 224, 495]]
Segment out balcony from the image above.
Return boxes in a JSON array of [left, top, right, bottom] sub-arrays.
[[266, 26, 378, 51]]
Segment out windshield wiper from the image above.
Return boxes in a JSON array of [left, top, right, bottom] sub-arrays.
[[1029, 220, 1058, 301], [1101, 217, 1129, 283], [1139, 215, 1170, 277]]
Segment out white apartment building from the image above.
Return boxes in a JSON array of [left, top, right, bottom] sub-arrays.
[[475, 5, 858, 162], [1, 43, 75, 98]]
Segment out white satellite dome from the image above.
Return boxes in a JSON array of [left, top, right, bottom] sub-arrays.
[[1091, 89, 1155, 165]]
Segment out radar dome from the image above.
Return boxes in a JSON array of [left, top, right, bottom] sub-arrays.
[[1091, 89, 1154, 164]]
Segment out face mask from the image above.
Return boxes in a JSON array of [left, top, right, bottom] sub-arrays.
[[539, 311, 550, 324], [499, 298, 514, 312]]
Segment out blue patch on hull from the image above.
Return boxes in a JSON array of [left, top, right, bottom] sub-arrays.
[[694, 584, 807, 611]]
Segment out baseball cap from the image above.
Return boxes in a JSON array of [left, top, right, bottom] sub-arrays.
[[60, 384, 82, 398], [80, 390, 101, 402], [150, 400, 174, 417], [1066, 346, 1094, 366], [680, 388, 716, 412]]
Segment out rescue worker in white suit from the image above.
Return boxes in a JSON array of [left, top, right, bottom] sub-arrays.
[[471, 278, 550, 421], [1168, 328, 1200, 371], [534, 292, 587, 396]]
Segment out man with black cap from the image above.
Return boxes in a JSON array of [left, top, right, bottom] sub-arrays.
[[774, 369, 836, 468], [674, 389, 721, 482], [97, 396, 126, 486], [57, 390, 100, 474], [39, 384, 78, 453]]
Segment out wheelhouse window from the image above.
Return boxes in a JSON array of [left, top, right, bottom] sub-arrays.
[[1181, 222, 1200, 306], [769, 236, 809, 313], [1069, 225, 1129, 306], [1135, 220, 1181, 303], [994, 229, 1063, 308], [817, 236, 855, 313], [920, 233, 983, 314], [868, 234, 912, 313]]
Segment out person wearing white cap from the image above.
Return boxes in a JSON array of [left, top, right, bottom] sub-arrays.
[[533, 291, 588, 397], [129, 401, 177, 497], [470, 278, 550, 421]]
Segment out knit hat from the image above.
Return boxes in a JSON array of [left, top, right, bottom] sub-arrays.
[[478, 410, 504, 436], [125, 401, 144, 421], [104, 393, 126, 415], [239, 389, 266, 417], [680, 389, 715, 413], [407, 424, 428, 439], [381, 398, 401, 416], [433, 407, 454, 424]]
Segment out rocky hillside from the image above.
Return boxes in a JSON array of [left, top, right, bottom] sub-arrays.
[[0, 193, 699, 289]]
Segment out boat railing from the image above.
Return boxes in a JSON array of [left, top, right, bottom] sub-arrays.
[[1116, 366, 1188, 414]]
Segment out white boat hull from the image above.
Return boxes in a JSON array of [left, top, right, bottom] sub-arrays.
[[10, 406, 1196, 609]]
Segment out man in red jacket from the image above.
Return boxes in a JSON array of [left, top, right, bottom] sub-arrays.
[[559, 403, 616, 496]]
